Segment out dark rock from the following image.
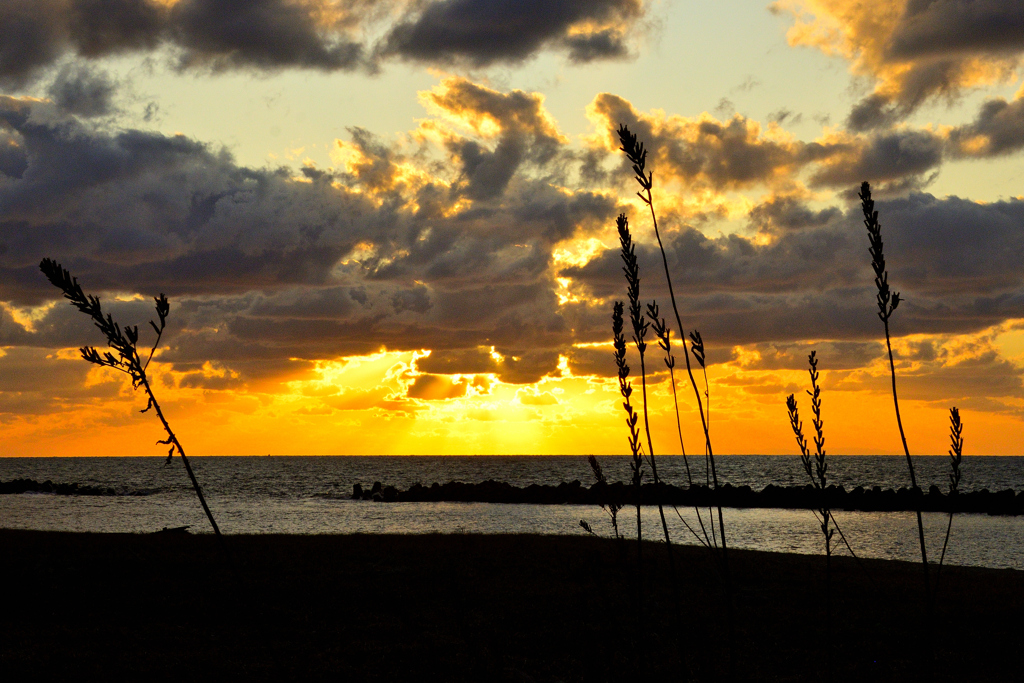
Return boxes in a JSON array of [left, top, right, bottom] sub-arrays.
[[308, 478, 1024, 515]]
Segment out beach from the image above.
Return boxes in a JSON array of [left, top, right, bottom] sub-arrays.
[[1, 530, 1020, 681]]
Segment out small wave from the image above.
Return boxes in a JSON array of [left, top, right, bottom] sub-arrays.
[[0, 479, 162, 497]]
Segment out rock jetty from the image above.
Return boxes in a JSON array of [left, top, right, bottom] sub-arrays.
[[351, 479, 1024, 515], [0, 479, 117, 496]]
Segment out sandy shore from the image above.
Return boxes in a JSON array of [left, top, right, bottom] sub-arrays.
[[1, 530, 1020, 681]]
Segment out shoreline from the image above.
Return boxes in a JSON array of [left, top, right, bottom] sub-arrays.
[[6, 475, 1024, 515], [2, 530, 1021, 681]]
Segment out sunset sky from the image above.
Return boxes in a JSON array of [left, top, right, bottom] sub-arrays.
[[2, 0, 1024, 456]]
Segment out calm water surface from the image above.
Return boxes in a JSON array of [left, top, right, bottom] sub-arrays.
[[2, 456, 1022, 570]]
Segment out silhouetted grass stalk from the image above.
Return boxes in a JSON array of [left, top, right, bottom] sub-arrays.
[[618, 125, 732, 678], [611, 298, 647, 658], [587, 455, 623, 539], [807, 352, 833, 569], [688, 330, 718, 549], [937, 407, 963, 584], [617, 214, 671, 554], [618, 125, 728, 564], [860, 182, 931, 605], [786, 351, 834, 678], [39, 259, 226, 546], [650, 302, 713, 548], [612, 300, 644, 560]]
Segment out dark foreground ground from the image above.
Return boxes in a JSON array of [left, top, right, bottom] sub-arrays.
[[1, 530, 1021, 682]]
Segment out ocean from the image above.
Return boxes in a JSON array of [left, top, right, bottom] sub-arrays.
[[2, 455, 1023, 569]]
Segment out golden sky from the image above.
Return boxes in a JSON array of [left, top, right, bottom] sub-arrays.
[[2, 0, 1024, 455]]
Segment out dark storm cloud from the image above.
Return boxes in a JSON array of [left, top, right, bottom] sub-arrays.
[[377, 0, 642, 67], [5, 81, 1024, 393], [869, 192, 1024, 296], [0, 134, 28, 179], [887, 0, 1024, 60], [565, 213, 861, 300], [845, 57, 976, 130], [564, 192, 1024, 346], [563, 28, 630, 64], [45, 64, 117, 117], [846, 94, 901, 133], [168, 0, 362, 72], [0, 0, 360, 86], [947, 95, 1024, 157], [0, 0, 646, 86], [0, 94, 606, 385], [0, 0, 162, 87], [747, 195, 840, 234], [809, 128, 945, 188]]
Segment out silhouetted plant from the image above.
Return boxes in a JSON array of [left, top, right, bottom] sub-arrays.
[[786, 351, 835, 676], [618, 213, 675, 556], [649, 301, 712, 548], [618, 124, 728, 564], [39, 259, 226, 547], [687, 329, 717, 546], [587, 455, 623, 539], [937, 407, 964, 581], [611, 297, 646, 640], [860, 182, 931, 603], [612, 299, 644, 558], [618, 124, 730, 679]]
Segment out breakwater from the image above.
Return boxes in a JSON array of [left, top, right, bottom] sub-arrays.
[[2, 479, 125, 496], [354, 480, 1024, 515]]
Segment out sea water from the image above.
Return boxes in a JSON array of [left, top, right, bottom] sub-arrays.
[[1, 455, 1022, 570]]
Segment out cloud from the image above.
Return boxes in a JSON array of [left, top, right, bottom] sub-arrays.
[[772, 0, 1024, 129], [169, 0, 363, 72], [406, 373, 468, 399], [0, 0, 650, 86], [831, 335, 1024, 403], [45, 64, 116, 117], [4, 78, 1024, 410], [418, 77, 568, 199], [0, 0, 161, 87], [587, 93, 807, 193], [887, 0, 1024, 60], [564, 191, 1024, 345], [947, 94, 1024, 158], [377, 0, 643, 67], [516, 387, 559, 405], [0, 133, 28, 179], [416, 346, 562, 384], [731, 340, 885, 371], [586, 92, 947, 196], [0, 87, 607, 388], [747, 194, 841, 234], [0, 346, 126, 418], [808, 127, 944, 188]]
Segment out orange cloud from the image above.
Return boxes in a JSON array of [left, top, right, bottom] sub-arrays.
[[772, 0, 1024, 128]]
